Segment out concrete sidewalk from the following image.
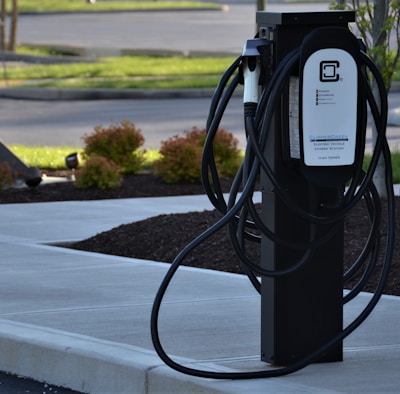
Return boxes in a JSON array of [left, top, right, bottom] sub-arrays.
[[0, 192, 399, 393]]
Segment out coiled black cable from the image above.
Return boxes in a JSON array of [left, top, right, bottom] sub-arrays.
[[150, 35, 395, 379]]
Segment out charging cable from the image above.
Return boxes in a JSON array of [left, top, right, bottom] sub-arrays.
[[150, 33, 395, 379]]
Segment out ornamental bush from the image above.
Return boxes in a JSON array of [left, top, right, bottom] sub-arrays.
[[154, 127, 241, 183], [82, 120, 145, 174], [75, 155, 122, 190]]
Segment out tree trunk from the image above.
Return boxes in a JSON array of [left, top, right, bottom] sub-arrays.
[[371, 82, 388, 198], [7, 0, 17, 51], [372, 0, 387, 48], [371, 0, 388, 197], [0, 0, 6, 51]]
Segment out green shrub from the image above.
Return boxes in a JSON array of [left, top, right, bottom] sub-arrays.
[[0, 162, 16, 190], [82, 120, 145, 174], [154, 127, 242, 183], [75, 155, 122, 190]]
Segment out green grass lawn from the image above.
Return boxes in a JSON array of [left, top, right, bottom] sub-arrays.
[[1, 0, 398, 90], [16, 0, 219, 13], [391, 152, 400, 183], [9, 145, 83, 170], [4, 54, 237, 89], [9, 145, 400, 184], [5, 45, 400, 89], [9, 145, 159, 171]]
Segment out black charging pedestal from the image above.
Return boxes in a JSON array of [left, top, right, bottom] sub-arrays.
[[257, 11, 355, 366]]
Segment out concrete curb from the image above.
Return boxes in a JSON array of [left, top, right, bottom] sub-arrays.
[[0, 319, 157, 393], [3, 45, 239, 59], [0, 83, 398, 102], [0, 87, 225, 101], [0, 319, 231, 394], [18, 6, 227, 17]]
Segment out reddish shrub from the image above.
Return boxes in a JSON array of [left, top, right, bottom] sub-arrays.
[[154, 127, 241, 183], [82, 120, 145, 174]]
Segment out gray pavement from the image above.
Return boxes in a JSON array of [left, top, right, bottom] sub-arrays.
[[0, 3, 400, 393], [0, 191, 399, 393]]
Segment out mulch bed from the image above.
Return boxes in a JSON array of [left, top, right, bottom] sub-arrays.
[[1, 172, 399, 296]]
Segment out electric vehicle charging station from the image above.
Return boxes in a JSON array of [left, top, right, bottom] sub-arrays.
[[257, 11, 359, 366], [151, 10, 395, 380]]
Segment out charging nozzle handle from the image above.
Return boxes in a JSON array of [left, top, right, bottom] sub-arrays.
[[243, 56, 260, 105], [242, 39, 269, 110]]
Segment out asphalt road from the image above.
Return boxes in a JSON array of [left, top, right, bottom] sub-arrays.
[[1, 93, 400, 152], [0, 371, 83, 394], [0, 96, 246, 149], [16, 3, 330, 55]]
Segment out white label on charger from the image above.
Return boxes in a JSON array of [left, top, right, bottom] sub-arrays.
[[302, 48, 358, 166], [289, 77, 301, 159]]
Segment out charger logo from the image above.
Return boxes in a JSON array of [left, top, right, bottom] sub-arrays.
[[320, 61, 340, 82]]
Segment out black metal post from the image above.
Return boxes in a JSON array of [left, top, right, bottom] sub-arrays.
[[257, 11, 355, 366]]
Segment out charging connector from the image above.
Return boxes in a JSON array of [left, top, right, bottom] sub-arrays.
[[242, 39, 270, 115], [242, 39, 263, 104]]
